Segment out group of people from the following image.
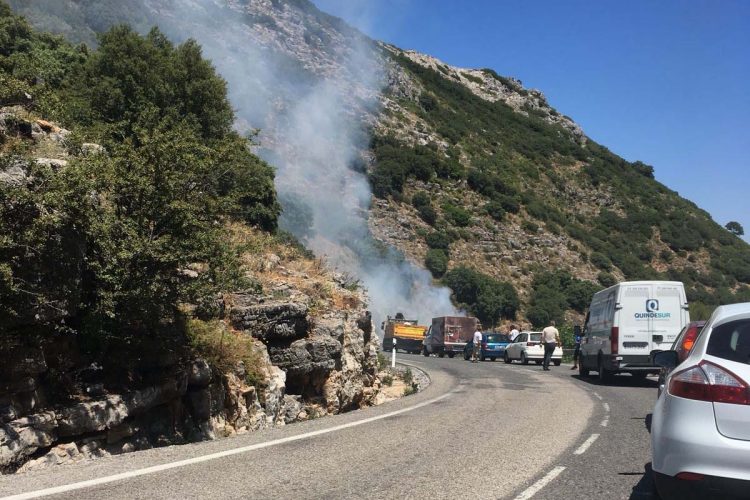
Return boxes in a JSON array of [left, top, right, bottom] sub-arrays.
[[471, 321, 582, 372]]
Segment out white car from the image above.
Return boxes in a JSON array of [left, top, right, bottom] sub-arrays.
[[503, 331, 562, 366], [651, 302, 750, 499]]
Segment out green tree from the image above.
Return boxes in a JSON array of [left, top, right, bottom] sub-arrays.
[[425, 249, 448, 278], [726, 221, 744, 236]]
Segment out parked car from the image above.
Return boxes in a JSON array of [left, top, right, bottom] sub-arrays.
[[653, 320, 706, 395], [463, 333, 511, 361], [651, 303, 750, 499], [504, 331, 562, 366]]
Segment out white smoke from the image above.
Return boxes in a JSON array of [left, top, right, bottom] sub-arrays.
[[148, 0, 459, 331]]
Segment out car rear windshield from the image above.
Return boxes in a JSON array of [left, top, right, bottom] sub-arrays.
[[485, 334, 510, 343], [529, 333, 541, 342], [706, 319, 750, 365]]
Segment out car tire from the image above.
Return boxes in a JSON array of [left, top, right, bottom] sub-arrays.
[[553, 359, 561, 367], [521, 352, 529, 365], [504, 352, 511, 364]]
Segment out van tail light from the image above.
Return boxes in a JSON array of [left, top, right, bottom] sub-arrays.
[[611, 327, 619, 354], [668, 361, 750, 405]]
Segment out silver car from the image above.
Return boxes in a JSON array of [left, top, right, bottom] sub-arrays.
[[651, 303, 750, 499]]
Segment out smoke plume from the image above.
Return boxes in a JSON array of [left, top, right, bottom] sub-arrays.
[[148, 0, 459, 331]]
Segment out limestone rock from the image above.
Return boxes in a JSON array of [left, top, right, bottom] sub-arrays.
[[230, 301, 309, 341]]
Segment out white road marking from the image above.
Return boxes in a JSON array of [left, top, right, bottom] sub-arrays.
[[603, 402, 610, 412], [601, 419, 609, 427], [514, 466, 566, 500], [2, 391, 455, 500], [593, 392, 603, 400], [574, 434, 600, 455]]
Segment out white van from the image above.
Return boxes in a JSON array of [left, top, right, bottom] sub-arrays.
[[579, 281, 690, 381]]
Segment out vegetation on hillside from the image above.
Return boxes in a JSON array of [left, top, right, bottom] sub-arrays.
[[371, 50, 750, 323], [0, 5, 279, 372]]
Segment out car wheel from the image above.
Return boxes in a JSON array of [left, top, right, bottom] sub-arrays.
[[598, 357, 613, 382], [504, 352, 511, 364], [422, 347, 430, 357], [553, 359, 561, 367], [521, 352, 529, 365]]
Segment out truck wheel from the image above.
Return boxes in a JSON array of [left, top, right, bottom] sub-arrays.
[[521, 352, 529, 365], [422, 347, 430, 357], [578, 358, 590, 377], [553, 360, 561, 367], [447, 352, 455, 359], [504, 352, 511, 364]]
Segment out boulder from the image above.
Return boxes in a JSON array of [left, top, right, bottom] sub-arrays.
[[57, 396, 129, 437], [187, 359, 212, 388], [230, 301, 309, 341]]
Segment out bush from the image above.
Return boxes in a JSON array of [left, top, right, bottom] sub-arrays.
[[425, 231, 451, 251], [418, 204, 437, 225], [425, 249, 449, 277], [443, 266, 519, 326], [598, 272, 616, 287], [443, 203, 471, 227], [485, 200, 506, 221], [412, 191, 430, 209]]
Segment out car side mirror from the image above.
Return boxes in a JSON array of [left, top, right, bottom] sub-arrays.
[[652, 350, 679, 369]]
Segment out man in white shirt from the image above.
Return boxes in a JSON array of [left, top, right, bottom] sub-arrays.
[[541, 320, 561, 371], [472, 329, 482, 363], [509, 325, 520, 342]]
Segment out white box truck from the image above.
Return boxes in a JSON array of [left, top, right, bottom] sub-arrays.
[[579, 281, 690, 381]]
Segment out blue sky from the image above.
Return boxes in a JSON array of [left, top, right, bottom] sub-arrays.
[[313, 0, 750, 243]]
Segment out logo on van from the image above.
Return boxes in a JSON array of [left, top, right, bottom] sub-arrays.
[[634, 299, 671, 320]]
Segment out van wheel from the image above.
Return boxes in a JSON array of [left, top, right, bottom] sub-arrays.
[[598, 358, 613, 382], [504, 352, 511, 364], [521, 352, 529, 365]]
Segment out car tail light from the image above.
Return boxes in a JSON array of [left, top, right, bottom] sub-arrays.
[[677, 326, 700, 361], [527, 342, 539, 346], [611, 327, 619, 354], [668, 361, 750, 405]]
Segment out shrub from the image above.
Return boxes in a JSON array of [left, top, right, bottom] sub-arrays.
[[485, 200, 506, 221], [443, 266, 519, 325], [425, 249, 449, 277], [590, 252, 612, 271], [425, 231, 451, 251], [418, 204, 437, 225], [412, 191, 430, 209], [443, 203, 471, 227], [598, 272, 616, 287]]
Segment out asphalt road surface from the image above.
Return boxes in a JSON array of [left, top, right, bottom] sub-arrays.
[[0, 355, 661, 499]]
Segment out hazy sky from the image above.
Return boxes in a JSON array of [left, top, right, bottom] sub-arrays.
[[313, 0, 750, 243]]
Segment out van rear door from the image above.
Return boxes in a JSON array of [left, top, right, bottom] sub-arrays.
[[652, 283, 688, 351], [619, 284, 653, 357]]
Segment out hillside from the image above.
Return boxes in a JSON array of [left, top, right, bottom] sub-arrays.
[[9, 0, 750, 330], [0, 4, 380, 472]]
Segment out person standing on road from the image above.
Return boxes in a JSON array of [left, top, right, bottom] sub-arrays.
[[509, 325, 520, 342], [571, 325, 583, 370], [541, 321, 561, 371], [472, 329, 482, 363]]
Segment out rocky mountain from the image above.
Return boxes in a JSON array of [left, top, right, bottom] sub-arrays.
[[9, 0, 750, 328]]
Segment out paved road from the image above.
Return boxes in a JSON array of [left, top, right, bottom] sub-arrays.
[[0, 356, 659, 499]]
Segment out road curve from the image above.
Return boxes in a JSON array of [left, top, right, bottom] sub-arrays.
[[0, 356, 595, 500]]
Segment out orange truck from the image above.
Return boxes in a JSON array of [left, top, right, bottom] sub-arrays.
[[381, 315, 428, 354]]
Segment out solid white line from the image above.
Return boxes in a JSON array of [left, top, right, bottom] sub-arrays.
[[601, 419, 609, 427], [593, 392, 603, 400], [514, 466, 566, 500], [3, 391, 455, 500], [603, 402, 610, 412], [574, 434, 600, 455]]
